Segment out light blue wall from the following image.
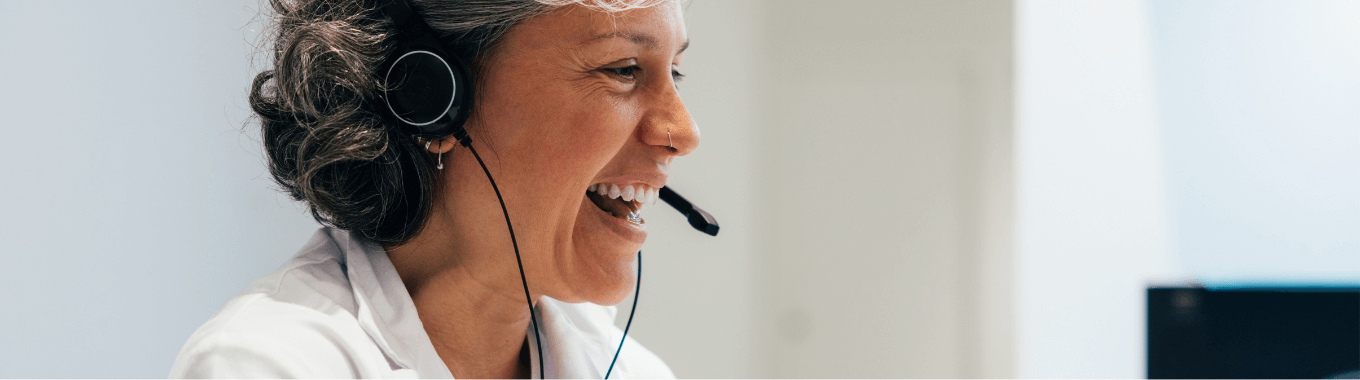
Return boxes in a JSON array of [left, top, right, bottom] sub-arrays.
[[1149, 0, 1360, 283], [1016, 1, 1360, 377], [0, 1, 318, 377], [1015, 1, 1174, 377]]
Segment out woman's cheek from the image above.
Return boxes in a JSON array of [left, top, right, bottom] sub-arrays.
[[571, 111, 633, 155]]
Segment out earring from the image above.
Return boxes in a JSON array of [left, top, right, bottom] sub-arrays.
[[425, 139, 444, 170]]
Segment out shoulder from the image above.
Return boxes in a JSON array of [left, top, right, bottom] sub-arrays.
[[168, 294, 373, 378], [170, 229, 394, 378]]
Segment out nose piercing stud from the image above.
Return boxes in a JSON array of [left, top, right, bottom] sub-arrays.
[[667, 130, 673, 149]]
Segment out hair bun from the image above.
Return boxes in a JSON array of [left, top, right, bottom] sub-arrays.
[[251, 0, 436, 246]]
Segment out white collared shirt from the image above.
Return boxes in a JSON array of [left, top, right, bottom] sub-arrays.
[[169, 228, 674, 379]]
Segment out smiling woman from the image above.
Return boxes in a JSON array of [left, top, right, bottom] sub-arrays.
[[168, 0, 696, 378]]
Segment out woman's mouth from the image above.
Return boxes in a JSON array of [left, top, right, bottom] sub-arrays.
[[586, 183, 658, 225]]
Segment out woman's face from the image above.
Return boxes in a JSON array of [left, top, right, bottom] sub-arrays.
[[444, 2, 695, 305]]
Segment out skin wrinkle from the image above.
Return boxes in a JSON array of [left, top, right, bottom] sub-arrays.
[[384, 2, 694, 378]]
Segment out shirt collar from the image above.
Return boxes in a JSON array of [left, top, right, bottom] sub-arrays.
[[530, 295, 626, 379], [330, 228, 455, 378]]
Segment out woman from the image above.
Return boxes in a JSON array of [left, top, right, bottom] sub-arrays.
[[169, 0, 697, 377]]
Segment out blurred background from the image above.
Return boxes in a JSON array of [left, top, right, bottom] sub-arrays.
[[1, 0, 1357, 378]]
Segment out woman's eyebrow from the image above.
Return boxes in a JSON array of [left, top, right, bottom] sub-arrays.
[[583, 31, 690, 55]]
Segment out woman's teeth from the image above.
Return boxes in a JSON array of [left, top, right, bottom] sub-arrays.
[[588, 183, 659, 206], [585, 183, 655, 224]]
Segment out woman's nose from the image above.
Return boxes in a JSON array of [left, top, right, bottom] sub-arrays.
[[640, 83, 699, 156]]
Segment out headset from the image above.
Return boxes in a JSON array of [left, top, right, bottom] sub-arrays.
[[377, 1, 719, 378]]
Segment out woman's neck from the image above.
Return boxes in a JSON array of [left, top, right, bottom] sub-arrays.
[[387, 220, 536, 379]]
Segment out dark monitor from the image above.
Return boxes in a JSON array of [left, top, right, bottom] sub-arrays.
[[1148, 286, 1360, 379]]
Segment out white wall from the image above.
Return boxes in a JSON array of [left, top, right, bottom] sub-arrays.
[[751, 1, 1014, 377]]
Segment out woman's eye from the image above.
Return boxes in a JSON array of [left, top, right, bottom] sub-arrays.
[[600, 65, 683, 87], [605, 66, 638, 80]]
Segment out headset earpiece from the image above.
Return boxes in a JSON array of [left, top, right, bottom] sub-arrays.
[[379, 0, 474, 140]]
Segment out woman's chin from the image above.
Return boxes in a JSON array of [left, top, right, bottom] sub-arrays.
[[591, 270, 639, 306], [560, 249, 638, 306], [569, 197, 645, 305]]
